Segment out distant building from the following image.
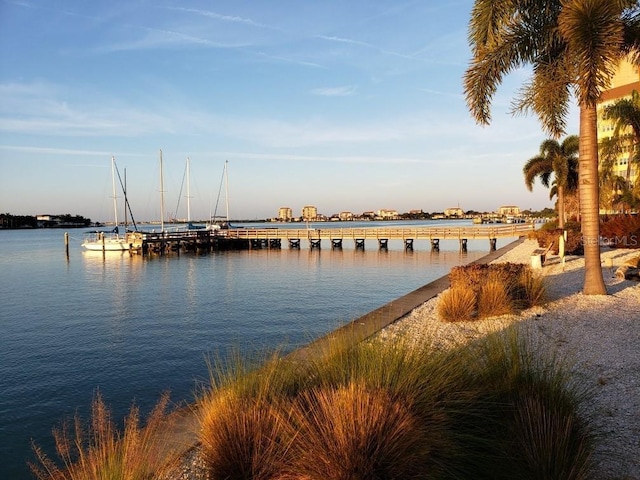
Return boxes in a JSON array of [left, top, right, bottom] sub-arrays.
[[36, 215, 61, 227], [302, 205, 317, 221], [444, 207, 464, 218], [339, 211, 354, 221], [278, 207, 293, 221], [498, 205, 521, 216], [362, 211, 376, 219], [377, 209, 399, 220]]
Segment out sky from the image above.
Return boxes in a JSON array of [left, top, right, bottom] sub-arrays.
[[0, 0, 579, 222]]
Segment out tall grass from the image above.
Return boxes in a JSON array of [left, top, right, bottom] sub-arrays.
[[285, 382, 425, 479], [447, 329, 596, 479], [437, 286, 476, 321], [29, 391, 181, 480], [477, 278, 513, 318], [440, 264, 547, 322], [197, 328, 597, 479], [32, 326, 595, 479]]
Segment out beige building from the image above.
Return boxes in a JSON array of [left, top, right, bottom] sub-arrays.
[[377, 209, 399, 220], [444, 207, 464, 217], [301, 205, 317, 221], [277, 207, 293, 221], [339, 211, 354, 221], [597, 57, 639, 210], [498, 205, 520, 216]]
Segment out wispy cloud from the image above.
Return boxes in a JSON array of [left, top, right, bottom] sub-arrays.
[[164, 6, 275, 30], [311, 85, 357, 97], [419, 88, 463, 99], [316, 34, 417, 62]]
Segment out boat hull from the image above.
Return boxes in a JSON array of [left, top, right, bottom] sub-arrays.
[[82, 234, 131, 251]]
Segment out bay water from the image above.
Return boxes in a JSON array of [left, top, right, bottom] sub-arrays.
[[0, 220, 507, 478]]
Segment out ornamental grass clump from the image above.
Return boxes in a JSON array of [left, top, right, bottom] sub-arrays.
[[197, 349, 303, 480], [285, 382, 425, 480], [477, 277, 513, 318], [192, 326, 597, 479], [29, 391, 181, 480], [199, 394, 294, 480], [449, 329, 597, 479], [441, 263, 546, 322], [437, 286, 477, 321]]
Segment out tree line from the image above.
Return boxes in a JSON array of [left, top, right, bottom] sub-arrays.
[[0, 213, 92, 229]]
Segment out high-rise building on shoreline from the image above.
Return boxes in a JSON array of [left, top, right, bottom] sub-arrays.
[[597, 57, 639, 212]]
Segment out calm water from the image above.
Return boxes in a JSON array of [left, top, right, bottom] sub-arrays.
[[0, 220, 507, 478]]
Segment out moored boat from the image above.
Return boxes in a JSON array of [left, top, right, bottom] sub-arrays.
[[82, 156, 133, 252]]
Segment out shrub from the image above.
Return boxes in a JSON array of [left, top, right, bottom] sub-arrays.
[[198, 329, 599, 479], [600, 214, 640, 249], [444, 263, 546, 322], [199, 394, 293, 480], [437, 286, 476, 322], [477, 279, 513, 318], [286, 383, 426, 480], [515, 269, 547, 309], [450, 329, 596, 479]]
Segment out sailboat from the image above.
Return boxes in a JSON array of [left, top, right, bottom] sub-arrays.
[[208, 160, 230, 231], [82, 156, 132, 251]]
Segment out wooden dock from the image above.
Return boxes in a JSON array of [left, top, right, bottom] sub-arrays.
[[121, 223, 534, 255], [226, 223, 535, 252]]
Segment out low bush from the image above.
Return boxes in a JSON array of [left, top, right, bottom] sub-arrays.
[[477, 278, 513, 318], [443, 263, 546, 322], [600, 214, 640, 249], [286, 383, 426, 479], [437, 286, 477, 322]]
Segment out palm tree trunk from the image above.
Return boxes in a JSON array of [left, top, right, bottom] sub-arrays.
[[557, 185, 565, 230], [579, 105, 607, 295]]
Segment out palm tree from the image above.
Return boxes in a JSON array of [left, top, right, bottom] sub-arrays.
[[524, 136, 579, 229], [464, 0, 640, 295]]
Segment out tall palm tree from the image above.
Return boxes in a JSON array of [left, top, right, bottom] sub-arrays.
[[524, 135, 579, 229], [464, 0, 640, 295]]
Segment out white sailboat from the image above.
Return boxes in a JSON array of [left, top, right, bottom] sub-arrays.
[[82, 156, 132, 251], [208, 160, 230, 230]]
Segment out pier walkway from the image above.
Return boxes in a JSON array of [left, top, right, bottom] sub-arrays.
[[122, 223, 535, 255], [226, 223, 535, 251]]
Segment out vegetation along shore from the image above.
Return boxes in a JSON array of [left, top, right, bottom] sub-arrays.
[[30, 236, 640, 479]]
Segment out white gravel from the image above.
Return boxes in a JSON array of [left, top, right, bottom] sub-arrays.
[[378, 239, 640, 479]]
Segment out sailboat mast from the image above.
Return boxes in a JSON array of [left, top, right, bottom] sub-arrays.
[[224, 160, 229, 222], [123, 167, 128, 231], [186, 157, 191, 223], [111, 156, 119, 231], [159, 149, 165, 232]]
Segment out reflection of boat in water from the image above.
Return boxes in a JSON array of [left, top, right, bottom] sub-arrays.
[[82, 156, 136, 251]]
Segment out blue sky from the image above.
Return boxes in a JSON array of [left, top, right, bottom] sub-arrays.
[[0, 0, 578, 222]]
